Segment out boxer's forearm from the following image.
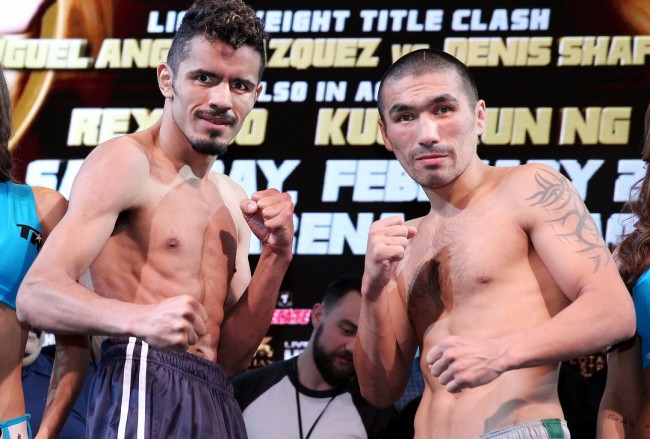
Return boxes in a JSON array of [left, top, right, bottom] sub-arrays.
[[218, 249, 292, 376], [355, 290, 414, 408]]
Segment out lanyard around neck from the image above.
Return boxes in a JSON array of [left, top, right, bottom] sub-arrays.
[[294, 359, 336, 439]]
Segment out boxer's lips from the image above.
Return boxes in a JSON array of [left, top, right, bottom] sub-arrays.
[[415, 153, 447, 166], [198, 115, 233, 128]]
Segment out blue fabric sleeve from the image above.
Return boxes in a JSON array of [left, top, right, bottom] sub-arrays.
[[632, 268, 650, 369]]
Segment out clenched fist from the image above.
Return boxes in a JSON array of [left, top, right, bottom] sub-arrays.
[[363, 215, 417, 299], [240, 189, 294, 253]]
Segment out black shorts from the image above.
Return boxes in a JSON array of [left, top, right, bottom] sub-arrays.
[[87, 337, 247, 438]]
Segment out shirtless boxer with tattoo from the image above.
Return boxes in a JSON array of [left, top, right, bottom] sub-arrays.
[[355, 49, 635, 439]]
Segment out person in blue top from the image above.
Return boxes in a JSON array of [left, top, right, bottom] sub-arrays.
[[0, 63, 77, 439], [598, 102, 650, 438]]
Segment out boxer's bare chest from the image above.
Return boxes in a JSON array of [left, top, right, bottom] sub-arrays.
[[98, 176, 238, 298], [401, 203, 526, 338]]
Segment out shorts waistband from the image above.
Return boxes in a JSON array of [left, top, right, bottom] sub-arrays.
[[100, 337, 231, 391], [478, 419, 569, 439]]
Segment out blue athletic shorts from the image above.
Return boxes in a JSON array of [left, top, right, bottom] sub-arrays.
[[87, 337, 247, 438]]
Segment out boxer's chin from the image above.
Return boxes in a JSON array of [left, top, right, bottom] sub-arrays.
[[190, 138, 229, 157]]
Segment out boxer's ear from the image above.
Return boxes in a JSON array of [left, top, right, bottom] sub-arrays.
[[158, 63, 174, 99]]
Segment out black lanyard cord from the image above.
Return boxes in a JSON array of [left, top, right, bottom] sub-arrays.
[[294, 360, 337, 439]]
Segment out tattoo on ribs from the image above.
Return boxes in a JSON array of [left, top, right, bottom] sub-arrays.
[[527, 169, 609, 272]]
